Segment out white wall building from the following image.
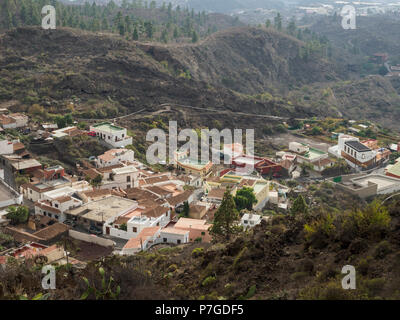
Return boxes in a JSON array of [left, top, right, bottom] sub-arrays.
[[96, 149, 135, 168], [101, 165, 139, 190], [338, 134, 377, 170], [0, 139, 14, 155], [104, 204, 171, 240], [160, 228, 189, 245], [90, 122, 132, 148]]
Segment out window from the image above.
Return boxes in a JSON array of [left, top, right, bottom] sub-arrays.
[[55, 215, 59, 220], [163, 238, 167, 242], [201, 232, 205, 236], [132, 227, 137, 233], [362, 154, 366, 159], [54, 204, 58, 208], [127, 176, 131, 182], [177, 239, 181, 244]]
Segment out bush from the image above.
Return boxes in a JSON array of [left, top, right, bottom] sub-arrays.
[[342, 200, 390, 240], [364, 278, 386, 296], [304, 212, 335, 248], [290, 271, 309, 281], [192, 248, 204, 258], [6, 206, 29, 225], [202, 276, 216, 287], [167, 264, 178, 273], [374, 241, 392, 259]]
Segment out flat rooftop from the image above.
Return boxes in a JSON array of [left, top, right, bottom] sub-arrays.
[[92, 122, 125, 132], [67, 196, 137, 223], [0, 182, 16, 202], [178, 157, 210, 170], [352, 174, 400, 192]]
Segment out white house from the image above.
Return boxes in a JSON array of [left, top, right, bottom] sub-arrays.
[[96, 149, 135, 168], [338, 134, 376, 170], [100, 165, 139, 190], [160, 227, 189, 245], [90, 122, 132, 148], [35, 195, 82, 222], [104, 203, 171, 240], [0, 138, 14, 155], [121, 227, 161, 255]]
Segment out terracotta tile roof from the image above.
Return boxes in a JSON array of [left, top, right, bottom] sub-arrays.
[[143, 175, 170, 185], [83, 189, 111, 199], [161, 227, 189, 235], [142, 205, 169, 218], [207, 188, 227, 200], [145, 185, 173, 197], [97, 164, 124, 173], [54, 196, 72, 203], [33, 223, 69, 240], [166, 190, 193, 207], [125, 187, 159, 201], [13, 142, 25, 152], [0, 115, 16, 125], [189, 204, 207, 214], [83, 168, 101, 180], [123, 227, 160, 249]]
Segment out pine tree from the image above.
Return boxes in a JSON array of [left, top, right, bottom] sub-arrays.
[[191, 30, 198, 43], [274, 12, 282, 31], [210, 189, 241, 240], [133, 27, 139, 40], [161, 28, 168, 43], [173, 26, 179, 38]]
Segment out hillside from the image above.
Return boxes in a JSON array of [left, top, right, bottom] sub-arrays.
[[0, 26, 341, 120], [1, 24, 399, 129], [142, 27, 344, 94], [3, 190, 400, 300]]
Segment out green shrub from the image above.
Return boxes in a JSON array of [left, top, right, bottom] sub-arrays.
[[167, 264, 178, 273], [374, 240, 392, 259], [202, 276, 216, 287], [192, 247, 204, 258], [364, 278, 386, 296]]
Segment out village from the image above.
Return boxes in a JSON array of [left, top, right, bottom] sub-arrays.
[[0, 108, 400, 269]]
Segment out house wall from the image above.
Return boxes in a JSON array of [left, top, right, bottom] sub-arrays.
[[97, 150, 134, 168], [0, 140, 13, 155], [69, 230, 114, 247], [91, 126, 132, 148], [334, 181, 377, 198], [159, 231, 189, 244]]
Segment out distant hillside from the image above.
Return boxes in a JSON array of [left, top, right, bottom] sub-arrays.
[[140, 27, 344, 94], [309, 15, 400, 57], [0, 0, 244, 43], [0, 24, 399, 129]]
